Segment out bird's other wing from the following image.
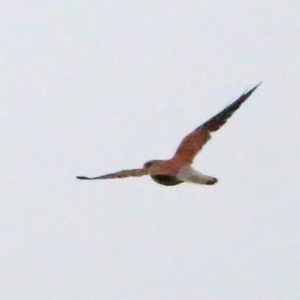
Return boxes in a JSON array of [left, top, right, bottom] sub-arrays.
[[77, 168, 147, 180], [172, 83, 261, 164]]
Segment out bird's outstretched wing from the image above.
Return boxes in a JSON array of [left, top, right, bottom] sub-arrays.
[[172, 83, 261, 164], [77, 168, 147, 180]]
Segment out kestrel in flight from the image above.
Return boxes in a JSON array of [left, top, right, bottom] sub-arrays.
[[77, 83, 261, 186]]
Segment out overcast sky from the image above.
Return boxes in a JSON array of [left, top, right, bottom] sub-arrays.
[[1, 1, 300, 299]]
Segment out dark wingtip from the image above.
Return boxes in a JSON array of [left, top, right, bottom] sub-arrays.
[[77, 176, 90, 180], [247, 82, 262, 95], [254, 81, 262, 89]]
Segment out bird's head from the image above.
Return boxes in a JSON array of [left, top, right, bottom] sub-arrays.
[[143, 160, 164, 175]]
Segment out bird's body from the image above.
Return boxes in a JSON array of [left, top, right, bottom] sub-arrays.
[[77, 83, 261, 186]]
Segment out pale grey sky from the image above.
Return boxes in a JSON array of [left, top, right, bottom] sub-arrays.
[[1, 1, 300, 299]]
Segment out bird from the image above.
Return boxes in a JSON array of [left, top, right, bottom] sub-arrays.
[[77, 83, 261, 186]]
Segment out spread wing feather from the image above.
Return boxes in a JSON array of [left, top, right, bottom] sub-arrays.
[[77, 169, 147, 180], [172, 83, 261, 164]]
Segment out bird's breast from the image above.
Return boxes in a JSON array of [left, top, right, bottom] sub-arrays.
[[150, 175, 183, 186]]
